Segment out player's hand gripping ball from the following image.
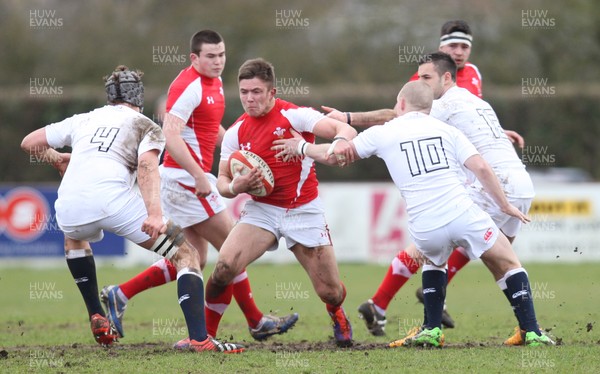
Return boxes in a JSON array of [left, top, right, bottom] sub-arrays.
[[228, 150, 275, 197]]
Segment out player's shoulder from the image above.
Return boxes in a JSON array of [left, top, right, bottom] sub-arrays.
[[275, 98, 299, 111], [169, 66, 200, 90], [463, 62, 482, 79], [278, 99, 322, 118], [444, 86, 476, 102], [227, 113, 249, 132]]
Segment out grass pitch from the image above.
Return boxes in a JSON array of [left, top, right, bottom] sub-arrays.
[[1, 262, 598, 373]]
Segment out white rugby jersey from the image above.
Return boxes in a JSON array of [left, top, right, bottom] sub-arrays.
[[430, 87, 523, 171], [430, 86, 534, 198], [353, 112, 479, 232], [45, 105, 165, 226]]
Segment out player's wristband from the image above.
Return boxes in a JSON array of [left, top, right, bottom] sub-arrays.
[[345, 112, 352, 125], [297, 140, 308, 156], [228, 179, 237, 196]]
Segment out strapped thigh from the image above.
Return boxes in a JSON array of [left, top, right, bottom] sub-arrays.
[[149, 220, 185, 260]]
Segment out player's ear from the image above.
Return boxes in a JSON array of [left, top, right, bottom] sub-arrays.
[[442, 71, 451, 85]]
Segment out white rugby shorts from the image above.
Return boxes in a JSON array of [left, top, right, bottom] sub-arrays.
[[410, 204, 500, 266], [60, 193, 153, 244], [160, 166, 227, 228], [238, 197, 332, 251]]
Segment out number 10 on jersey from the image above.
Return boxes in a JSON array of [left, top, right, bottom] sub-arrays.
[[400, 136, 449, 177]]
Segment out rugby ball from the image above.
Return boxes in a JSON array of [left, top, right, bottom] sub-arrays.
[[228, 150, 275, 197]]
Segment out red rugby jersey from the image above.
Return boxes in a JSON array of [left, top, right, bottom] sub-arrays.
[[222, 99, 323, 208], [162, 66, 225, 172]]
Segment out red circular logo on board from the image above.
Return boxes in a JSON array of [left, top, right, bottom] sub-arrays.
[[0, 187, 50, 242]]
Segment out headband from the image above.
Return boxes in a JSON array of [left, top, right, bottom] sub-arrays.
[[440, 31, 472, 47]]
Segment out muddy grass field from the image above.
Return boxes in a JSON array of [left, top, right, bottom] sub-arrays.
[[1, 263, 598, 373]]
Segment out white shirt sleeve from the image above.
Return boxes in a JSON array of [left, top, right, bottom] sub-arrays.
[[45, 113, 81, 148], [220, 120, 242, 161], [280, 107, 325, 133], [352, 125, 385, 159], [138, 122, 166, 156], [168, 78, 202, 123]]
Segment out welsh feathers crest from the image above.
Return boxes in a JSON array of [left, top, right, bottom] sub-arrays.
[[273, 127, 286, 138]]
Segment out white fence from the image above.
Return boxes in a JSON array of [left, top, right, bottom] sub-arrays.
[[2, 182, 597, 268], [122, 182, 600, 266]]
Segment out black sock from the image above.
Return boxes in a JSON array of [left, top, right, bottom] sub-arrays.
[[66, 255, 104, 318], [178, 271, 207, 342], [505, 271, 540, 334], [422, 269, 446, 329], [502, 288, 523, 328]]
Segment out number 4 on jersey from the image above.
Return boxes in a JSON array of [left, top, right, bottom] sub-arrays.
[[91, 127, 120, 152]]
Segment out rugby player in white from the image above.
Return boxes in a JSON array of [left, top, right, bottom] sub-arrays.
[[274, 81, 554, 347], [21, 66, 244, 353]]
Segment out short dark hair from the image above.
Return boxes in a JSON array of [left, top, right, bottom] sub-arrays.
[[419, 52, 457, 82], [440, 20, 472, 36], [238, 58, 275, 88], [190, 30, 223, 54]]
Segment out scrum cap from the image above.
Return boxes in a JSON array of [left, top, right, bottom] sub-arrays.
[[104, 65, 144, 108]]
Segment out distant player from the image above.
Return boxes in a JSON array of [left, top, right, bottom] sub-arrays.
[[408, 20, 482, 97], [20, 65, 244, 353], [274, 80, 554, 348], [205, 58, 357, 347], [322, 19, 522, 147], [101, 30, 297, 345]]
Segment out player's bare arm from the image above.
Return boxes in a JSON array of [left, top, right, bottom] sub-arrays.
[[137, 149, 165, 240], [322, 105, 396, 127], [504, 129, 525, 149], [21, 128, 71, 175], [311, 117, 358, 163], [216, 159, 264, 198], [463, 154, 530, 224], [162, 112, 212, 197], [320, 106, 347, 122]]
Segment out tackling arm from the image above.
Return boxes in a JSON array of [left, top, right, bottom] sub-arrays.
[[463, 154, 530, 223], [321, 105, 396, 127], [137, 149, 165, 240], [21, 128, 70, 175]]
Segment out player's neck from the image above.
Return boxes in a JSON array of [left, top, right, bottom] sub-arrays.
[[115, 103, 141, 112]]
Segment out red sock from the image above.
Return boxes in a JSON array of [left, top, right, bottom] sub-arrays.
[[447, 247, 470, 284], [119, 258, 177, 299], [371, 250, 420, 310], [232, 270, 263, 329], [205, 276, 234, 338], [326, 283, 347, 314]]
